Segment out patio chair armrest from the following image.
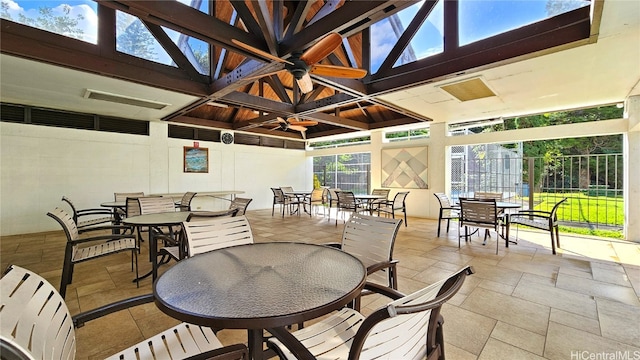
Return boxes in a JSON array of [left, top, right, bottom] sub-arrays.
[[323, 242, 342, 249], [513, 210, 552, 216], [77, 224, 133, 234], [363, 282, 405, 300], [73, 294, 154, 328], [366, 260, 398, 276], [184, 344, 249, 360], [71, 233, 136, 244], [155, 233, 180, 246], [76, 208, 114, 216]]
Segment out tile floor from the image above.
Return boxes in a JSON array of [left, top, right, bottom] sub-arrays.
[[1, 209, 639, 360]]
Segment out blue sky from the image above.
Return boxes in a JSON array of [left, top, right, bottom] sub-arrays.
[[4, 0, 589, 73], [370, 0, 589, 73]]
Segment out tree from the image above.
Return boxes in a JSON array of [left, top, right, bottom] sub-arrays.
[[499, 105, 623, 190], [1, 2, 84, 40], [116, 15, 157, 60]]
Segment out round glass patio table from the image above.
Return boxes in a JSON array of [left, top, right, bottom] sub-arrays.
[[154, 242, 366, 360]]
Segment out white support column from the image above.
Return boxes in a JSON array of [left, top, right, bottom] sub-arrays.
[[148, 121, 170, 194], [370, 130, 384, 190], [624, 96, 640, 242], [427, 122, 448, 219]]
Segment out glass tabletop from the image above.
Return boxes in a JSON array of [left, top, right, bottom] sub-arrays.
[[154, 242, 366, 329]]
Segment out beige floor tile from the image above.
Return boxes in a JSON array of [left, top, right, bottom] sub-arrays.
[[2, 209, 639, 360], [549, 308, 601, 335], [544, 322, 640, 360], [479, 338, 546, 360], [462, 287, 550, 335], [596, 297, 640, 347], [556, 273, 640, 306], [513, 277, 598, 319], [441, 303, 496, 355]]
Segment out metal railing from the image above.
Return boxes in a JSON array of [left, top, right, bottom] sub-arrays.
[[452, 153, 624, 230]]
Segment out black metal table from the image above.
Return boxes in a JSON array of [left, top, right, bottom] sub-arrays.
[[122, 211, 190, 280], [154, 242, 366, 360]]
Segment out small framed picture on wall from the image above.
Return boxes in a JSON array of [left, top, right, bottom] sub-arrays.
[[183, 146, 209, 173]]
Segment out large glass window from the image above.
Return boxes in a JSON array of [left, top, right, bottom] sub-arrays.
[[1, 0, 98, 43], [370, 0, 444, 73], [459, 0, 589, 46], [313, 153, 371, 194]]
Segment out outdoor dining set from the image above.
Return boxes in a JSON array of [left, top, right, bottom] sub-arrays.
[[0, 189, 476, 360], [270, 186, 410, 227]]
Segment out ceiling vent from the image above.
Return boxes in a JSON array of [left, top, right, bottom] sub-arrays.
[[83, 89, 170, 110], [438, 77, 496, 102]]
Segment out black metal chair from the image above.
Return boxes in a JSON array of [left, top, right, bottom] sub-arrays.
[[46, 207, 138, 298], [459, 197, 503, 254], [268, 266, 474, 360], [335, 191, 366, 226], [229, 197, 253, 215], [508, 197, 568, 254], [177, 191, 197, 211], [434, 193, 460, 236], [61, 196, 115, 232], [377, 191, 410, 226]]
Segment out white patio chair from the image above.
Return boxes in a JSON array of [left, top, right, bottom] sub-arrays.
[[0, 265, 249, 360], [326, 213, 403, 310], [267, 266, 474, 360]]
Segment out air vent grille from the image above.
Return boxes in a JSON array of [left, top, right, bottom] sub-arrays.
[[285, 140, 306, 150], [0, 104, 25, 123], [261, 137, 285, 148], [234, 133, 260, 146], [31, 108, 94, 129], [0, 102, 149, 136], [197, 128, 219, 142], [168, 125, 195, 140], [100, 117, 149, 135]]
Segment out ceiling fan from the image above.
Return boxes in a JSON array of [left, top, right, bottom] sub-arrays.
[[232, 33, 367, 94], [265, 117, 318, 139]]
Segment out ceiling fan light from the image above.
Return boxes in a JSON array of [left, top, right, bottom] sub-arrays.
[[296, 75, 314, 94]]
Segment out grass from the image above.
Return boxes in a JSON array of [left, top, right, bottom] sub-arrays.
[[520, 193, 624, 239]]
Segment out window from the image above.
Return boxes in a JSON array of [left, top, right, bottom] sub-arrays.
[[1, 0, 98, 44], [313, 153, 372, 194], [308, 136, 371, 150], [459, 0, 589, 46], [385, 128, 430, 142]]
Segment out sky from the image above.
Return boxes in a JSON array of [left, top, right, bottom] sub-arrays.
[[3, 0, 589, 74]]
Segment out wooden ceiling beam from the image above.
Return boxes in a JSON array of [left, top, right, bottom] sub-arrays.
[[304, 112, 369, 130], [0, 20, 209, 96], [280, 1, 419, 55], [97, 1, 266, 54], [368, 7, 591, 95]]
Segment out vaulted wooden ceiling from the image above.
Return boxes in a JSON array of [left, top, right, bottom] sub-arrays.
[[0, 0, 596, 140]]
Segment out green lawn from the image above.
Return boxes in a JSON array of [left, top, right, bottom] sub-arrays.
[[520, 193, 624, 239]]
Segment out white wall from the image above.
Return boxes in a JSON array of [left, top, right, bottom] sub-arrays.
[[0, 121, 309, 236]]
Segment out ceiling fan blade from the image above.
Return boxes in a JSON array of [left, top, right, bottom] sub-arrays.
[[299, 32, 342, 66], [231, 39, 294, 65], [296, 73, 314, 94], [289, 125, 307, 132], [289, 120, 318, 126], [310, 64, 368, 79]]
